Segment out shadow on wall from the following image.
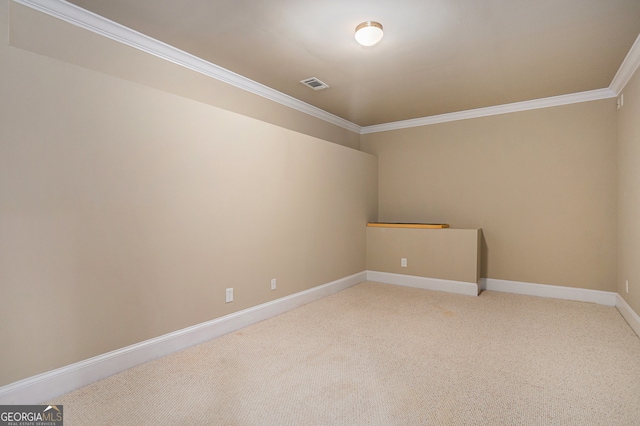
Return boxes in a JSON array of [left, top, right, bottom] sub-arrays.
[[481, 232, 489, 279]]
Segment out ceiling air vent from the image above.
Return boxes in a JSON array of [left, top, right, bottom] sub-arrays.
[[300, 77, 329, 90]]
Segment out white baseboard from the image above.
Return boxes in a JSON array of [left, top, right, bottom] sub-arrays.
[[0, 271, 367, 405], [366, 271, 479, 296], [480, 278, 618, 306], [616, 294, 640, 338]]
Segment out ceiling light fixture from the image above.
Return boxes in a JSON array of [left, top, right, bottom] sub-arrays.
[[355, 21, 383, 47]]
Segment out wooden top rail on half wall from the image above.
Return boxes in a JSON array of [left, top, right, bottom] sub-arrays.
[[367, 222, 450, 229]]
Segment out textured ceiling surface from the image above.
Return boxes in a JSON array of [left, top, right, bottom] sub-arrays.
[[67, 0, 640, 126]]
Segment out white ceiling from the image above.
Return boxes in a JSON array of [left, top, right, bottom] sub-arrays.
[[63, 0, 640, 127]]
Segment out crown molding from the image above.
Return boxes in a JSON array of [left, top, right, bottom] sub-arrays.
[[609, 33, 640, 95], [11, 0, 638, 137], [12, 0, 362, 134], [360, 88, 616, 134]]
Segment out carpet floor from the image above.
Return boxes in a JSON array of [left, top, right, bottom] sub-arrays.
[[49, 281, 640, 425]]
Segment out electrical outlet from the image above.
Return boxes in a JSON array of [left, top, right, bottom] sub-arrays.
[[226, 288, 233, 303], [271, 278, 277, 290], [401, 258, 407, 267], [626, 280, 629, 294]]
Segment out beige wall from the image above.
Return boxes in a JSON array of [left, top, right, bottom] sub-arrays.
[[361, 100, 618, 291], [617, 66, 640, 314], [8, 2, 361, 150], [0, 2, 377, 387], [1, 0, 637, 391], [366, 227, 481, 283]]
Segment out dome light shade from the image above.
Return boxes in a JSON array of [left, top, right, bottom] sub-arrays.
[[355, 21, 383, 46]]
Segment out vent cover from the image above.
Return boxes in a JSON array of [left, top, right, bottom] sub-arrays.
[[300, 77, 329, 90]]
